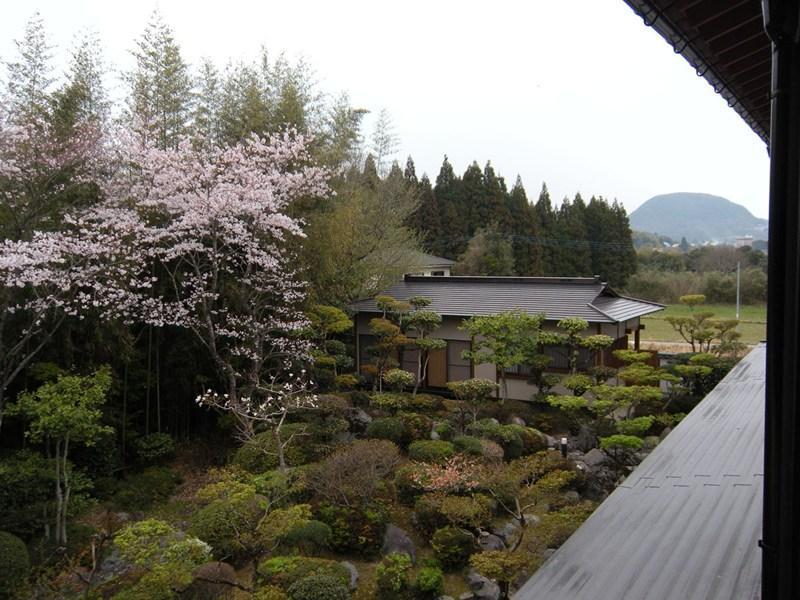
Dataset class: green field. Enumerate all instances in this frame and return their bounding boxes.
[641,303,766,345]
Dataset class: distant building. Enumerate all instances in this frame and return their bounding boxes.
[406,252,455,277]
[735,236,754,248]
[352,275,664,400]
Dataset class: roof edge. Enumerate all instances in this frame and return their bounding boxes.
[403,274,603,285]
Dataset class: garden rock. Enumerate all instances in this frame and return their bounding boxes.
[510,416,526,426]
[467,569,500,600]
[583,448,607,468]
[478,531,505,551]
[382,524,416,563]
[430,428,440,440]
[340,561,359,590]
[182,561,238,599]
[659,426,673,440]
[562,490,581,504]
[94,548,135,585]
[643,435,661,450]
[494,514,539,545]
[459,594,475,600]
[345,407,372,431]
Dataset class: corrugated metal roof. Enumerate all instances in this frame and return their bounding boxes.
[352,276,664,324]
[514,344,765,600]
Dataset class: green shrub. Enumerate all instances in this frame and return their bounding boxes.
[334,374,359,390]
[414,493,494,535]
[414,565,444,597]
[616,416,656,437]
[466,420,548,458]
[0,531,29,597]
[253,585,288,600]
[398,412,433,441]
[383,369,415,393]
[251,467,312,507]
[376,552,412,596]
[232,424,312,473]
[258,556,350,589]
[0,450,56,538]
[508,425,548,455]
[281,520,332,555]
[133,433,176,464]
[407,393,443,412]
[190,481,265,560]
[286,574,350,600]
[371,393,409,413]
[112,466,179,511]
[432,421,453,441]
[452,435,484,456]
[366,417,409,446]
[350,390,371,408]
[316,503,388,557]
[408,440,455,463]
[431,526,475,570]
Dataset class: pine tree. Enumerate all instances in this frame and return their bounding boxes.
[610,200,638,286]
[434,156,464,258]
[461,161,485,237]
[534,183,557,275]
[507,176,541,275]
[409,174,440,255]
[553,193,592,276]
[318,93,366,170]
[217,63,271,144]
[481,161,511,233]
[371,108,399,176]
[127,10,193,149]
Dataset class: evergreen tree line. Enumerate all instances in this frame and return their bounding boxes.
[403,156,638,287]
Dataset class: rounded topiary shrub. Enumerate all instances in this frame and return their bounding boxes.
[452,435,484,456]
[430,526,476,570]
[133,432,176,464]
[408,440,455,463]
[0,531,30,597]
[365,417,409,446]
[111,466,180,511]
[393,465,425,505]
[232,424,312,473]
[286,574,350,600]
[281,520,332,555]
[252,585,288,600]
[414,565,445,597]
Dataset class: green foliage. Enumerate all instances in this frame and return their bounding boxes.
[0,450,58,538]
[561,374,593,396]
[366,417,410,446]
[600,434,644,455]
[114,519,211,599]
[469,550,529,594]
[383,369,415,393]
[536,502,596,547]
[281,520,332,555]
[453,222,516,276]
[371,393,408,414]
[286,575,351,600]
[133,433,176,464]
[0,531,30,598]
[398,412,433,442]
[190,480,267,560]
[616,416,655,437]
[112,466,180,511]
[232,424,312,473]
[10,366,113,446]
[408,440,455,463]
[316,503,388,557]
[431,526,476,569]
[414,493,494,534]
[376,552,412,595]
[447,378,498,420]
[334,374,359,390]
[452,435,484,457]
[460,310,546,401]
[258,556,350,590]
[414,566,444,597]
[465,419,545,458]
[253,586,289,600]
[307,305,354,340]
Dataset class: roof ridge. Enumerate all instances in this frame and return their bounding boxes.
[403,274,602,284]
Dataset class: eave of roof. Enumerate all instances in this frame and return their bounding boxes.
[622,0,771,146]
[514,344,765,599]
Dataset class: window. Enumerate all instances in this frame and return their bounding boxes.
[401,347,419,382]
[447,340,471,382]
[431,270,445,276]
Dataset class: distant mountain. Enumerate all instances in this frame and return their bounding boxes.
[629,192,768,244]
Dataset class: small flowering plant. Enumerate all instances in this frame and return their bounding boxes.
[409,455,485,494]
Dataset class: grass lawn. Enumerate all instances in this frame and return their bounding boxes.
[641,303,766,345]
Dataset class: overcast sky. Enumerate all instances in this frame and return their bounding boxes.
[0,0,770,218]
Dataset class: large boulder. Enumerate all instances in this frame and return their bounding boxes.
[493,514,540,545]
[582,448,607,468]
[467,569,500,600]
[344,407,372,432]
[382,524,417,563]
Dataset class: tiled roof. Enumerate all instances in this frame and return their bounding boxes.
[352,275,664,324]
[514,344,765,600]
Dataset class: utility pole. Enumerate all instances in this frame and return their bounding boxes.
[736,261,741,320]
